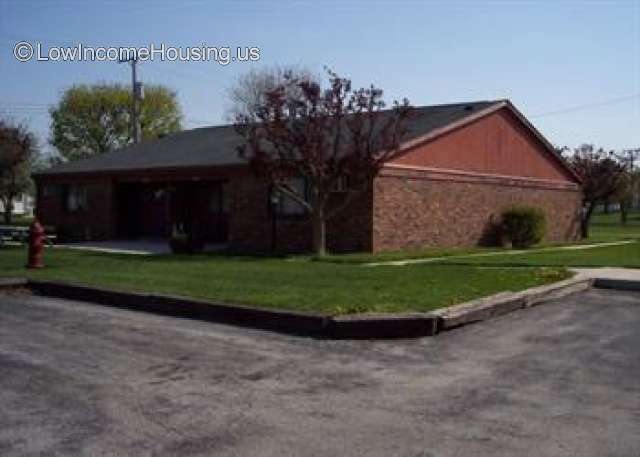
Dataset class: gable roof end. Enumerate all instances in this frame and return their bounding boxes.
[391,99,581,184]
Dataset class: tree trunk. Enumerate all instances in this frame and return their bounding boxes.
[580,202,595,238]
[620,200,628,225]
[603,200,610,214]
[311,209,326,257]
[2,198,12,225]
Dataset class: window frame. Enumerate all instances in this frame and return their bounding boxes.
[271,177,309,218]
[65,184,88,213]
[208,183,229,215]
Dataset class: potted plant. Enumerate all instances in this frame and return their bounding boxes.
[169,222,205,254]
[169,223,192,254]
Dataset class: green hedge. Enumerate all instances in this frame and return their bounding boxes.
[501,206,547,248]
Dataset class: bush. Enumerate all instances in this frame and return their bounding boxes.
[501,206,547,248]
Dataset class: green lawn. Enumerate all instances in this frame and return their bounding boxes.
[436,240,640,268]
[588,210,640,242]
[315,246,501,265]
[0,245,568,315]
[2,210,635,314]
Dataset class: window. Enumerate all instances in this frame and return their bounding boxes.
[222,184,230,213]
[65,185,88,212]
[209,188,222,214]
[330,175,349,193]
[42,184,63,198]
[272,177,308,216]
[209,184,229,215]
[329,175,366,193]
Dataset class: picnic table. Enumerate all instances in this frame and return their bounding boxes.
[0,225,56,246]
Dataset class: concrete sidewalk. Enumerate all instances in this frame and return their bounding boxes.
[365,240,636,267]
[572,267,640,282]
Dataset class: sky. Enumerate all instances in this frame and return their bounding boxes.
[1,0,639,157]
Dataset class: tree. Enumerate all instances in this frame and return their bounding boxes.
[234,69,412,256]
[568,144,628,238]
[226,65,317,122]
[50,83,182,161]
[614,170,637,224]
[615,148,640,224]
[0,119,36,224]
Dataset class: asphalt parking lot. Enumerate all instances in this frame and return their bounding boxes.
[0,288,639,457]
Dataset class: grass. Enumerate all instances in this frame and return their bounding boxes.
[314,246,500,265]
[0,245,569,315]
[437,240,640,268]
[2,210,635,314]
[588,210,640,242]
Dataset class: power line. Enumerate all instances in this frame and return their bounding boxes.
[530,93,640,118]
[0,108,50,112]
[0,102,50,106]
[5,91,639,128]
[0,102,216,126]
[0,107,50,114]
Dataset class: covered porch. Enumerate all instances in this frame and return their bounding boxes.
[56,239,227,255]
[115,178,230,244]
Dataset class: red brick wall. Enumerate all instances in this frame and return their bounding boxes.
[35,166,582,254]
[227,175,373,253]
[372,166,582,252]
[36,177,116,241]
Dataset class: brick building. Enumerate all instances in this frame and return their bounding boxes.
[34,100,582,253]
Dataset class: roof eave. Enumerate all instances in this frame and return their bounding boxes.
[33,163,250,180]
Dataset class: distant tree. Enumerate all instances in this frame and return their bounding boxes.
[50,83,182,161]
[234,68,412,256]
[614,171,637,224]
[615,148,640,224]
[30,150,62,174]
[226,65,317,122]
[0,119,36,224]
[568,144,628,238]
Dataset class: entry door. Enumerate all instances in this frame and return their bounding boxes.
[147,188,171,238]
[208,183,229,242]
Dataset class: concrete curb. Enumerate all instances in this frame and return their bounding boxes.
[26,279,332,337]
[0,278,437,339]
[0,277,29,292]
[1,275,635,338]
[329,313,438,339]
[0,278,28,287]
[429,276,594,331]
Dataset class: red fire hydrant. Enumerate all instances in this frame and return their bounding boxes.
[27,219,45,269]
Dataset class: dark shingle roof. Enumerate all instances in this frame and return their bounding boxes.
[36,100,502,176]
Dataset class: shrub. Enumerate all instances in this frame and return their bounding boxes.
[168,222,204,254]
[501,206,546,248]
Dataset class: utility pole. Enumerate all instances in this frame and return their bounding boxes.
[118,57,143,144]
